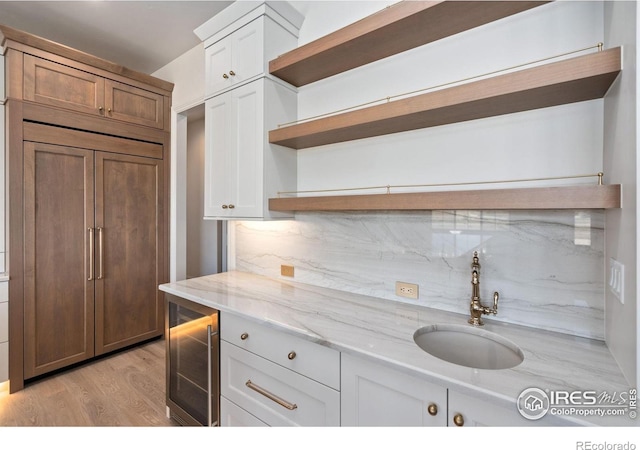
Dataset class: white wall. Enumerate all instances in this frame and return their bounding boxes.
[153,42,205,110]
[603,0,638,388]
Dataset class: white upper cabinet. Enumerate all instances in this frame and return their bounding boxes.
[204,78,296,220]
[205,19,263,97]
[199,2,303,98]
[197,2,301,220]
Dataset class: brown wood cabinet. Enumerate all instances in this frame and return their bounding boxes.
[1,24,172,391]
[24,54,165,129]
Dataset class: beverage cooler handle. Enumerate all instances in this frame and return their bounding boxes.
[207,325,219,426]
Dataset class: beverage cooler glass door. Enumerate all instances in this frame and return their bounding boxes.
[166,294,219,426]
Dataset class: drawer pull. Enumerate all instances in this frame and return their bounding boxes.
[245,380,297,411]
[287,351,296,360]
[240,332,249,340]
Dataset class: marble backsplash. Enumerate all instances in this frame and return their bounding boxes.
[234,210,605,340]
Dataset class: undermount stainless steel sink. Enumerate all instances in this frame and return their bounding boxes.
[413,324,524,370]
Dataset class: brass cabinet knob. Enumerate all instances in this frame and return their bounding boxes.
[427,403,438,416]
[453,413,464,427]
[228,204,235,209]
[287,351,296,360]
[107,108,112,113]
[229,70,236,76]
[222,204,228,209]
[240,332,249,340]
[98,106,104,112]
[222,73,229,79]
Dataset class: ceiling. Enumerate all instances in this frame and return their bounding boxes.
[0,1,236,74]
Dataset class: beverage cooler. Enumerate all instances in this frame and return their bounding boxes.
[165,293,219,426]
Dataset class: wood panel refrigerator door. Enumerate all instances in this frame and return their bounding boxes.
[94,152,164,355]
[23,142,95,379]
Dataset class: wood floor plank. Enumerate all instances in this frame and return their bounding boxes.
[0,339,176,426]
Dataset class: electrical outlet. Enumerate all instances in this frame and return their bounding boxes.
[608,258,624,304]
[396,281,419,299]
[281,265,295,277]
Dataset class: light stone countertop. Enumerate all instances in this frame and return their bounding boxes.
[159,270,634,426]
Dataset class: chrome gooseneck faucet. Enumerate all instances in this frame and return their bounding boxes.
[469,251,499,326]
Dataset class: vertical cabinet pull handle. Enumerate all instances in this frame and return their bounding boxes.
[87,228,95,281]
[97,227,104,280]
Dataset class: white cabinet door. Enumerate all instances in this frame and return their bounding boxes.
[205,19,263,98]
[205,36,233,97]
[204,93,233,218]
[341,353,447,426]
[204,81,263,219]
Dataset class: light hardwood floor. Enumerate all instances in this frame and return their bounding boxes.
[0,338,177,426]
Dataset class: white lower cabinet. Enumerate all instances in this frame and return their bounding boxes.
[341,352,447,426]
[219,312,340,426]
[219,315,579,427]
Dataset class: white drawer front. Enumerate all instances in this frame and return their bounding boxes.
[221,312,340,390]
[220,396,268,427]
[221,341,340,426]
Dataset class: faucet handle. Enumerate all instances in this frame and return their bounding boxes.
[492,292,499,313]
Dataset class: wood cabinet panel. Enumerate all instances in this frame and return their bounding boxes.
[105,79,164,129]
[94,152,164,355]
[24,54,104,117]
[23,142,95,378]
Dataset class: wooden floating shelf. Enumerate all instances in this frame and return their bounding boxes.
[269,185,621,212]
[269,47,622,150]
[269,1,550,87]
